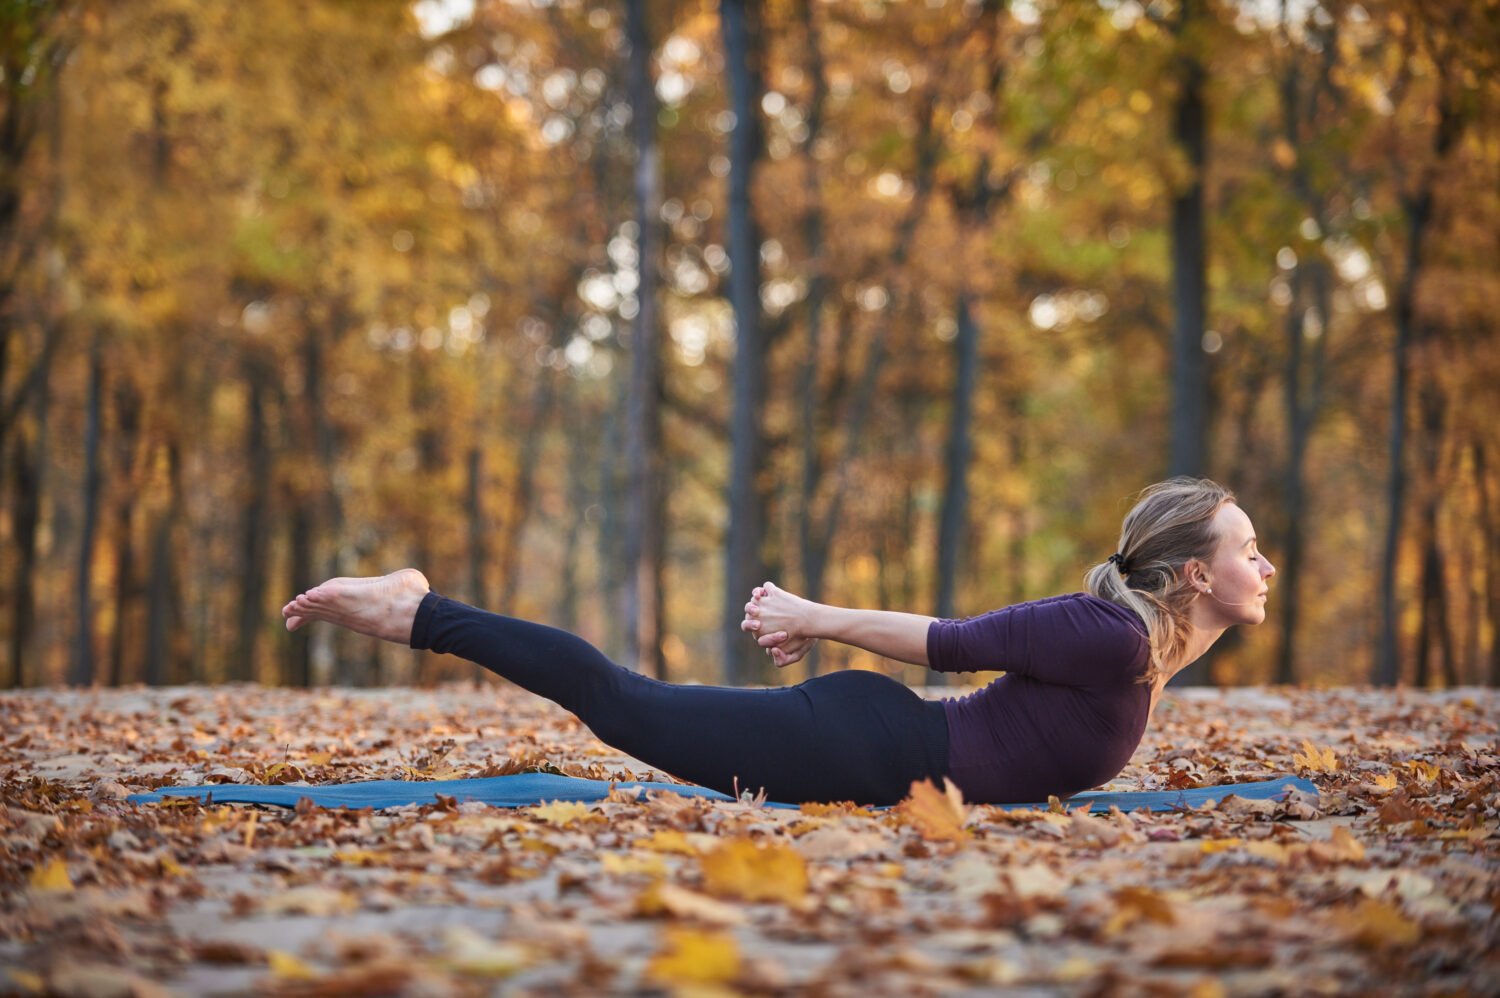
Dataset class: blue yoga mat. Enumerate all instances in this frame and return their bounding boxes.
[127,773,1316,813]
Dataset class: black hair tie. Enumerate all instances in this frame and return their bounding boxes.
[1107,553,1129,575]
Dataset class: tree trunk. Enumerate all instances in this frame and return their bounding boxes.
[144,442,182,687]
[1413,383,1455,687]
[465,442,485,607]
[1165,7,1210,684]
[286,501,313,686]
[106,378,142,686]
[720,0,770,685]
[558,397,591,634]
[1473,443,1500,686]
[70,330,103,687]
[1167,1,1208,484]
[6,366,49,688]
[497,359,556,616]
[622,0,665,677]
[1374,63,1463,687]
[795,0,828,614]
[1413,526,1456,688]
[935,292,978,622]
[232,358,272,684]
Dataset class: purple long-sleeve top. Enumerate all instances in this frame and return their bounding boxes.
[928,593,1152,804]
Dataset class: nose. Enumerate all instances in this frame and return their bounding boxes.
[1262,555,1276,579]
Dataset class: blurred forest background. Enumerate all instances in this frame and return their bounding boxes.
[0,0,1495,692]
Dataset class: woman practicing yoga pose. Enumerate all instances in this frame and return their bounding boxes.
[281,477,1274,805]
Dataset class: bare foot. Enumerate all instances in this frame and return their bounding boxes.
[282,569,431,644]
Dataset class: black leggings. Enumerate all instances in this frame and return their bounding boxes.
[410,593,950,805]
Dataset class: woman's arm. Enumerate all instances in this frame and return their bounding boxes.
[741,581,935,669]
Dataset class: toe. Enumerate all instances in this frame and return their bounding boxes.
[286,615,304,632]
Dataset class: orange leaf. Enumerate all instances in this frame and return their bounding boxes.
[899,777,969,842]
[699,837,807,904]
[1333,898,1421,949]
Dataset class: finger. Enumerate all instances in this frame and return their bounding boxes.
[757,631,789,648]
[740,619,760,632]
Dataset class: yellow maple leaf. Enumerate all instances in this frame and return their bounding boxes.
[528,799,593,827]
[29,857,72,893]
[645,927,741,986]
[699,836,808,904]
[1292,739,1339,773]
[899,777,969,841]
[1372,773,1399,791]
[1406,760,1440,783]
[267,950,321,980]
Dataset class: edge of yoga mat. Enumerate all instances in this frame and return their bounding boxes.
[126,773,1318,814]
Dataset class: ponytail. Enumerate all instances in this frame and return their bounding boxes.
[1084,478,1235,683]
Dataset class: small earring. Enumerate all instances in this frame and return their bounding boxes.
[1206,587,1213,595]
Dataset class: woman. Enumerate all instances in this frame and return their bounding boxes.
[282,477,1274,805]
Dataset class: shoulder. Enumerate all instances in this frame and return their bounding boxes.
[1018,593,1150,674]
[995,592,1146,636]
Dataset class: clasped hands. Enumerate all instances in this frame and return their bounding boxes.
[739,581,818,668]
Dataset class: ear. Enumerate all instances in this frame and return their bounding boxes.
[1183,558,1209,591]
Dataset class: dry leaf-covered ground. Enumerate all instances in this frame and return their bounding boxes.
[1,683,1497,997]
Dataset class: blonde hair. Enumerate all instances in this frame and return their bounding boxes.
[1084,477,1235,683]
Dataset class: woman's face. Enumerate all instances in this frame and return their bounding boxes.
[1200,503,1276,626]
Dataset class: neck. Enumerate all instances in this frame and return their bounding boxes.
[1160,604,1230,685]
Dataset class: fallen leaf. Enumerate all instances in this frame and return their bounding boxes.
[7,969,43,994]
[600,851,668,876]
[1004,862,1067,900]
[29,856,73,893]
[899,777,969,841]
[645,927,741,986]
[261,886,357,917]
[267,950,321,980]
[794,824,890,860]
[699,836,807,904]
[1307,826,1365,864]
[1101,885,1179,935]
[440,925,531,977]
[46,963,177,998]
[636,881,747,925]
[528,799,594,827]
[1332,897,1421,949]
[1292,739,1339,774]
